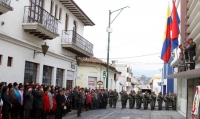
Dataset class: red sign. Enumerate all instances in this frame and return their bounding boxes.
[88,80,95,86]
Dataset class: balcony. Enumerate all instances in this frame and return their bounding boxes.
[22,6,59,40]
[0,0,13,15]
[61,30,93,57]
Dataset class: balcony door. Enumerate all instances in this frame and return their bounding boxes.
[29,0,44,23]
[72,21,77,43]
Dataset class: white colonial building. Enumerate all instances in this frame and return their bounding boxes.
[0,0,95,88]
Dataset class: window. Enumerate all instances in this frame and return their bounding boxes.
[55,4,58,18]
[0,55,2,65]
[24,61,37,84]
[42,65,53,86]
[65,14,69,31]
[59,8,62,20]
[7,57,12,67]
[50,0,54,15]
[56,68,64,87]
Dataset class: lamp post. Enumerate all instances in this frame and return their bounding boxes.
[106,6,129,89]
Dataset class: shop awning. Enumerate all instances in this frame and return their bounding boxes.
[166,68,200,78]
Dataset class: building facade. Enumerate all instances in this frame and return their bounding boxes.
[111,61,132,93]
[166,0,200,118]
[76,57,121,90]
[0,0,94,88]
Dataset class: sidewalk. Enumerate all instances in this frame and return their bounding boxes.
[151,111,185,119]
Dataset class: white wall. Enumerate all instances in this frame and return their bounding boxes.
[0,0,85,55]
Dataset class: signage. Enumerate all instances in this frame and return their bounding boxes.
[88,77,97,89]
[88,80,95,86]
[67,71,74,80]
[97,80,103,85]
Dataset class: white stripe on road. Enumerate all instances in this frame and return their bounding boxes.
[99,112,115,119]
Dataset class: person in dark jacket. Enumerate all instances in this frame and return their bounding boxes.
[2,86,12,119]
[8,83,18,119]
[34,86,44,119]
[55,90,65,119]
[24,86,33,119]
[77,89,83,117]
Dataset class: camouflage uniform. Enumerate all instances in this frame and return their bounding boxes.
[171,93,177,110]
[124,91,128,108]
[139,91,143,108]
[149,91,156,110]
[164,93,170,110]
[135,91,140,109]
[109,90,113,107]
[112,90,118,108]
[143,91,149,110]
[128,91,134,109]
[120,91,125,108]
[157,92,163,110]
[132,91,136,108]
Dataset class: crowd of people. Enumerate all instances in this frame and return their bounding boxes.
[0,81,177,119]
[0,81,115,119]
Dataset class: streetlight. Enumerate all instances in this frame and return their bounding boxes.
[106,6,129,88]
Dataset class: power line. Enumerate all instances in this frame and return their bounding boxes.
[98,52,161,59]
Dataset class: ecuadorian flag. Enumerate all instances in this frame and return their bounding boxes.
[161,5,172,63]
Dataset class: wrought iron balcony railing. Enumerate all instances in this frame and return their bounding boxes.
[23,6,58,34]
[0,0,13,10]
[62,30,93,55]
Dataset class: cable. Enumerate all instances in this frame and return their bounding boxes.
[98,52,161,59]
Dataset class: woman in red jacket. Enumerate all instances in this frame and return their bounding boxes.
[42,87,50,119]
[85,92,92,111]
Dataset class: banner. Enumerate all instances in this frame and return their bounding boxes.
[191,86,200,118]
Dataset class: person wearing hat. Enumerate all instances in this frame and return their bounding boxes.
[183,38,196,69]
[24,86,33,119]
[8,83,18,119]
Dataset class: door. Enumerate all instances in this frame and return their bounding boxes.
[29,0,44,23]
[72,20,77,43]
[66,80,73,89]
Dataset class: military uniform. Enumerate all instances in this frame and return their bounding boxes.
[135,93,140,109]
[128,92,134,109]
[109,91,113,107]
[139,92,143,108]
[77,91,84,117]
[132,91,136,108]
[124,92,128,108]
[157,93,163,110]
[164,93,170,110]
[171,94,177,110]
[143,92,149,109]
[120,91,125,108]
[149,93,156,110]
[112,91,118,108]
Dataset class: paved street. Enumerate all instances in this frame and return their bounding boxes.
[63,101,177,119]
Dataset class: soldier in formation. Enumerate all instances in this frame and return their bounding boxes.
[124,91,128,108]
[164,93,170,110]
[135,91,140,109]
[171,93,177,110]
[157,92,164,110]
[112,89,118,108]
[109,90,113,107]
[143,91,149,110]
[149,91,156,110]
[120,90,126,109]
[128,90,134,109]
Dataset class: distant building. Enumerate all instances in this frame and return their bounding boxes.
[149,74,161,95]
[76,57,121,90]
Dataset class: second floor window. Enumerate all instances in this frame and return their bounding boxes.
[50,0,54,15]
[42,65,53,86]
[56,68,64,87]
[55,4,58,18]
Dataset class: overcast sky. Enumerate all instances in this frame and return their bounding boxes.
[74,0,172,76]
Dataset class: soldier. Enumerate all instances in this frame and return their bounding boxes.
[157,92,163,110]
[120,90,125,109]
[128,90,134,109]
[112,89,118,108]
[132,90,136,108]
[183,38,196,70]
[135,91,140,109]
[171,93,177,110]
[149,91,157,110]
[143,91,149,110]
[109,90,113,108]
[77,89,84,117]
[139,91,143,108]
[164,93,170,110]
[124,91,128,108]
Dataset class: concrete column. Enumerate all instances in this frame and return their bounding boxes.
[38,64,43,84]
[187,78,194,119]
[177,78,182,111]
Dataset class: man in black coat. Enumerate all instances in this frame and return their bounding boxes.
[73,87,78,110]
[56,90,65,119]
[77,89,83,117]
[184,38,196,69]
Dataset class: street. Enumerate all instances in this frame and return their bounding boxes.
[63,101,176,119]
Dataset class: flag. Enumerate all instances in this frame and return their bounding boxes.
[171,0,180,49]
[161,5,172,63]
